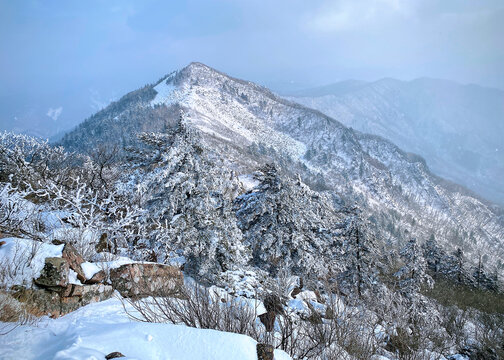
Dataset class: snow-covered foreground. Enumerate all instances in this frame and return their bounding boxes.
[0,297,291,360]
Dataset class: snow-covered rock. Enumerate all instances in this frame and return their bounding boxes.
[0,238,64,288]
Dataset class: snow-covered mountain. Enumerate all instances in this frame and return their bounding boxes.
[60,62,504,272]
[285,78,504,206]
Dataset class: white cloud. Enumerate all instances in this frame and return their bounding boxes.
[306,0,414,33]
[47,106,63,121]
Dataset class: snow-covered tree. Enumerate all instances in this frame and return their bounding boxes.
[395,238,433,299]
[234,164,347,279]
[423,235,443,274]
[127,116,248,281]
[340,209,379,298]
[472,254,498,291]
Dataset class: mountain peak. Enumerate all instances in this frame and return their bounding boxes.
[181,61,215,75]
[176,62,225,82]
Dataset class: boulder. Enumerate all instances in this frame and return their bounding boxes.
[80,284,114,304]
[11,286,61,318]
[84,269,106,284]
[257,343,274,360]
[34,257,69,288]
[60,284,81,297]
[110,263,183,298]
[61,243,86,282]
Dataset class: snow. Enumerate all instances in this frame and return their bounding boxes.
[288,290,328,314]
[49,227,99,248]
[170,213,183,224]
[238,174,260,192]
[218,269,265,299]
[0,237,64,287]
[449,355,469,360]
[287,299,306,312]
[294,290,317,302]
[374,324,387,342]
[81,261,101,279]
[0,298,292,360]
[81,256,149,280]
[0,237,149,285]
[149,66,309,160]
[168,256,186,267]
[151,76,184,107]
[68,269,82,285]
[421,350,447,360]
[39,210,69,232]
[196,124,233,142]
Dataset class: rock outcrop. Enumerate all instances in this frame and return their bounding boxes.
[5,239,184,317]
[110,263,183,298]
[105,352,126,359]
[11,283,113,318]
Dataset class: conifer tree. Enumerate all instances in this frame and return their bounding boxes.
[395,238,433,299]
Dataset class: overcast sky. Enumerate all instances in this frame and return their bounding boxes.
[1,0,503,136]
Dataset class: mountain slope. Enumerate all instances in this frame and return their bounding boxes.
[286,78,504,205]
[59,62,504,273]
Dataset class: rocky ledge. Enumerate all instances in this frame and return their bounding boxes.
[2,239,182,318]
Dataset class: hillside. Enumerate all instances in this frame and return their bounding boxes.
[2,63,504,359]
[60,62,504,272]
[286,78,504,206]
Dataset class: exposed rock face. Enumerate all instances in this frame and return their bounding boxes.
[291,287,302,298]
[11,244,116,318]
[257,343,275,360]
[85,270,106,285]
[34,257,69,288]
[260,293,285,332]
[10,286,60,317]
[61,243,86,282]
[11,284,113,318]
[110,263,183,298]
[105,352,126,359]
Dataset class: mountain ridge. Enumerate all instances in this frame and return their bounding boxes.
[286,76,504,205]
[59,62,504,273]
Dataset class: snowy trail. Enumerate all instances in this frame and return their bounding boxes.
[0,298,291,360]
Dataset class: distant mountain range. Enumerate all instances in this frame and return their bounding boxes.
[284,78,504,206]
[59,63,504,271]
